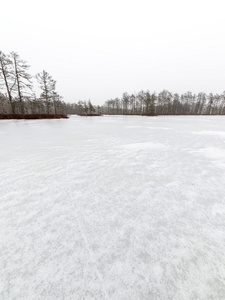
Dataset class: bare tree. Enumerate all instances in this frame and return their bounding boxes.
[122,92,130,114]
[0,51,16,113]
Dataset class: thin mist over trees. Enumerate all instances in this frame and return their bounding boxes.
[66,90,225,116]
[1,50,225,116]
[101,90,225,115]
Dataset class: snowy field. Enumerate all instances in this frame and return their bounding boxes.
[1,115,225,300]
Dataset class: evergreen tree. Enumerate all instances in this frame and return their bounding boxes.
[11,52,33,114]
[35,70,57,114]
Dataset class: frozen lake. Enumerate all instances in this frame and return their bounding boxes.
[1,115,225,299]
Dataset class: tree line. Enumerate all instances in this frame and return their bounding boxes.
[64,90,225,116]
[101,90,225,115]
[1,50,225,116]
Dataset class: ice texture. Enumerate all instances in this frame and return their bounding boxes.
[1,115,225,299]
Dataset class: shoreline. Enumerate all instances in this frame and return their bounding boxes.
[0,114,69,120]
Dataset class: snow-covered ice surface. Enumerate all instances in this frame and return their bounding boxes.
[1,115,225,299]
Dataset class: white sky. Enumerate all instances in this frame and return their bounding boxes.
[1,0,225,105]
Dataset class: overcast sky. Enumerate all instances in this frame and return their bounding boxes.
[1,0,225,105]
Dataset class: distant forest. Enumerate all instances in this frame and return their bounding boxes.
[1,50,225,116]
[69,90,225,115]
